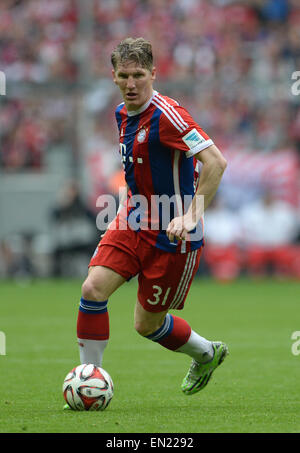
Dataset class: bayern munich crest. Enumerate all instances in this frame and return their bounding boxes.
[137,128,147,143]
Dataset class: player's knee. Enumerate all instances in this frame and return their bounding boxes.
[81,277,106,302]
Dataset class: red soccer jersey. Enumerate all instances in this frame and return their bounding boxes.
[114,90,214,253]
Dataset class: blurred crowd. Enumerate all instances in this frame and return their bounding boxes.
[203,191,300,280]
[1,0,300,170]
[0,0,299,279]
[0,96,74,170]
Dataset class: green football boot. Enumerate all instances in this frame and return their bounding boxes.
[181,341,228,395]
[63,403,72,410]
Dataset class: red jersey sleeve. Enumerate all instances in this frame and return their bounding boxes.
[158,99,214,157]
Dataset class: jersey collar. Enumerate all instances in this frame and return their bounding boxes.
[127,90,158,117]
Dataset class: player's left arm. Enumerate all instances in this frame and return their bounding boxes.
[193,144,227,211]
[166,144,227,242]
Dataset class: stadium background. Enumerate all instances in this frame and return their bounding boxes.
[0,0,299,281]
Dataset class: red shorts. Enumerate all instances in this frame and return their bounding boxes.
[89,227,202,313]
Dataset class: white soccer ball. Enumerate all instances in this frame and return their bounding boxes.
[63,364,114,411]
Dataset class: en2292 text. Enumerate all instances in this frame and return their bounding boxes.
[150,437,194,448]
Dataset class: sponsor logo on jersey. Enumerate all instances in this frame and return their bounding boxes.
[182,128,205,149]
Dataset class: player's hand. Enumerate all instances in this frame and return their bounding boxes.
[166,215,197,243]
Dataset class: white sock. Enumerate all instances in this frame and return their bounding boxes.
[176,330,214,363]
[77,338,108,368]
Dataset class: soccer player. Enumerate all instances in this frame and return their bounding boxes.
[76,37,228,399]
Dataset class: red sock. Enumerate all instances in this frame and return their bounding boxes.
[77,298,109,341]
[147,314,191,351]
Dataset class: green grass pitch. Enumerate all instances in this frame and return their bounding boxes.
[0,277,299,433]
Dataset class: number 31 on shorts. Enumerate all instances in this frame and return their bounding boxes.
[147,285,171,306]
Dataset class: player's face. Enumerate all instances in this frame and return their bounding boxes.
[112,61,156,111]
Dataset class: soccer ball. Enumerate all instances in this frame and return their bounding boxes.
[63,364,114,411]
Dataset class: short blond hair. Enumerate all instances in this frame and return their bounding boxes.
[111,37,153,71]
